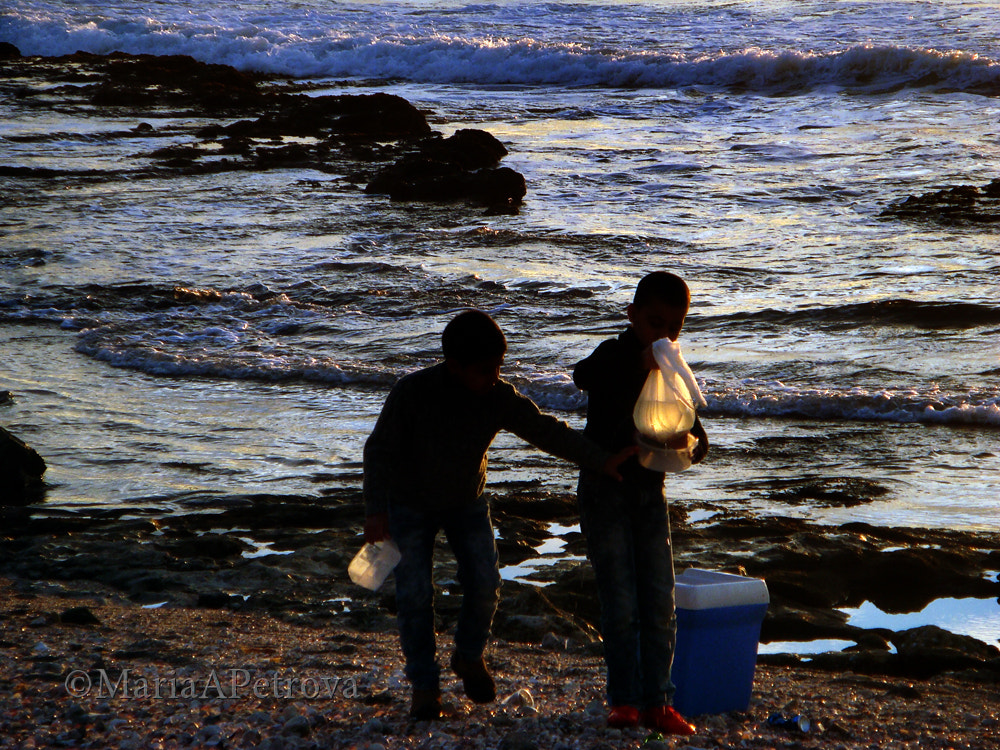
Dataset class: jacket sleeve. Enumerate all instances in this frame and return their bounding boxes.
[362,381,407,516]
[500,385,611,472]
[573,339,619,392]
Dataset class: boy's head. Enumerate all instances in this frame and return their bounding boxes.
[627,271,690,346]
[442,309,507,394]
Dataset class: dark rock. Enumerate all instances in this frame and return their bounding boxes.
[367,161,526,207]
[761,599,866,644]
[0,425,47,505]
[753,476,889,507]
[424,128,508,170]
[366,128,525,208]
[779,626,1000,679]
[196,591,242,609]
[87,53,263,110]
[892,624,1000,662]
[881,178,1000,225]
[212,93,430,141]
[763,568,850,609]
[539,565,602,627]
[59,606,102,626]
[114,637,171,659]
[281,714,312,737]
[4,53,523,213]
[799,649,902,676]
[541,631,571,651]
[490,489,578,522]
[857,547,998,613]
[161,534,248,560]
[0,505,31,530]
[498,730,540,750]
[495,583,600,645]
[497,537,539,566]
[471,166,527,207]
[0,42,21,60]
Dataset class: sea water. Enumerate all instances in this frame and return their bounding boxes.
[2,1,999,536]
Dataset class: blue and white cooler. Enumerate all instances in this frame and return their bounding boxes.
[671,568,770,716]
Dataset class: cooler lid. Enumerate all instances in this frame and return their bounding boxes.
[675,568,769,609]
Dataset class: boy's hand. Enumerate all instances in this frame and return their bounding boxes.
[691,438,708,464]
[602,446,639,481]
[690,416,709,464]
[364,513,390,544]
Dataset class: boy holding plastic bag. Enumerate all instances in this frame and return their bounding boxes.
[573,271,708,735]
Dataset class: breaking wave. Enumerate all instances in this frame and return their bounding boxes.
[4,9,1000,95]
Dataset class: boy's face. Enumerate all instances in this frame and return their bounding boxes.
[627,299,688,346]
[447,355,503,395]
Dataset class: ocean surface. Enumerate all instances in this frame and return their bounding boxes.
[2,0,1000,536]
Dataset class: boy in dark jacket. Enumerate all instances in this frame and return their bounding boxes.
[363,309,632,720]
[574,271,708,735]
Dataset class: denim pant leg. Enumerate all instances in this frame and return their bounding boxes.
[442,499,501,659]
[388,503,441,691]
[578,470,642,708]
[632,484,677,709]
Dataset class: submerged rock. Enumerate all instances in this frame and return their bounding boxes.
[0,426,46,505]
[881,178,1000,224]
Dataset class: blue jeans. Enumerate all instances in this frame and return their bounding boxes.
[387,499,501,691]
[577,469,677,709]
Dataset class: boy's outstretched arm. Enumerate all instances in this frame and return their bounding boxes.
[501,385,625,480]
[690,415,709,464]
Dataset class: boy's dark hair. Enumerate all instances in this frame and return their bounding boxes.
[633,271,690,309]
[442,309,507,364]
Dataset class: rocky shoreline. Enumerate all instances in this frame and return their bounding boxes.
[2,486,999,681]
[2,489,1000,749]
[0,48,526,215]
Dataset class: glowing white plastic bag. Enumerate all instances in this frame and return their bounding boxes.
[633,337,706,444]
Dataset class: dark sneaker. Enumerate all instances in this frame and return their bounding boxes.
[409,688,442,720]
[642,705,696,735]
[607,705,641,728]
[450,652,496,703]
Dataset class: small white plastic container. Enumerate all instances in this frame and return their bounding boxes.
[348,539,402,591]
[636,432,698,472]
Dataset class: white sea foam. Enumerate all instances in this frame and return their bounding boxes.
[67,322,1000,428]
[706,383,1000,428]
[4,8,1000,94]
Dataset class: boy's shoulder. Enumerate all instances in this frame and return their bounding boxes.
[592,327,641,356]
[393,362,447,391]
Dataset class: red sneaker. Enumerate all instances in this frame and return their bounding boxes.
[642,705,696,735]
[607,705,641,728]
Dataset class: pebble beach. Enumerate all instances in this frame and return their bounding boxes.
[2,576,999,750]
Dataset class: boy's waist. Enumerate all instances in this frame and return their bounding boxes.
[386,467,488,507]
